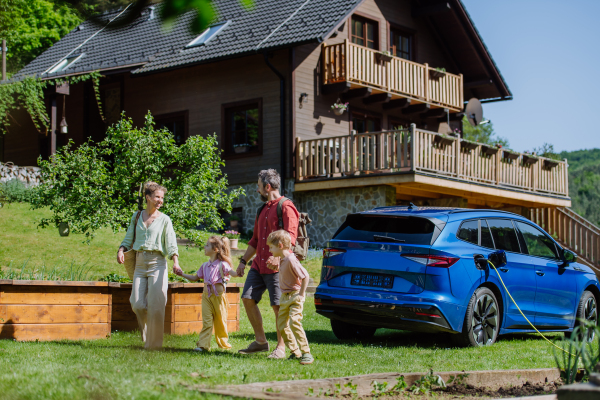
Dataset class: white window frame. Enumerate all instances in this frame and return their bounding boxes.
[48,54,84,74]
[185,21,230,48]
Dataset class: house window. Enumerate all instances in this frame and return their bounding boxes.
[352,112,381,133]
[351,16,378,49]
[48,54,84,74]
[222,99,262,157]
[390,29,412,60]
[156,111,188,146]
[388,118,411,131]
[186,21,230,48]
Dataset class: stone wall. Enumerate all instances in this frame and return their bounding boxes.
[0,162,41,186]
[230,180,396,247]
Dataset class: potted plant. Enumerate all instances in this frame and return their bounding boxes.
[234,144,251,154]
[58,222,70,237]
[522,152,539,165]
[331,100,349,116]
[225,230,240,249]
[433,133,456,147]
[376,50,393,63]
[481,143,500,156]
[229,215,240,228]
[429,67,446,80]
[502,148,519,161]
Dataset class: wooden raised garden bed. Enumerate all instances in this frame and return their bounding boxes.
[0,280,242,341]
[0,280,111,341]
[110,282,241,335]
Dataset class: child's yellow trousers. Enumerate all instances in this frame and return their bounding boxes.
[196,290,232,350]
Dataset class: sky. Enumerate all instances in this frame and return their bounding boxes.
[461,0,600,153]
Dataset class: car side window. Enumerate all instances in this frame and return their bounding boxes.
[457,220,478,245]
[480,219,494,248]
[514,221,559,259]
[486,219,520,253]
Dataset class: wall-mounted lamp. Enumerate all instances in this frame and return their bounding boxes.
[299,93,308,109]
[59,95,68,134]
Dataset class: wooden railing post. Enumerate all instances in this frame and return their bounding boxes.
[344,39,349,81]
[495,150,501,185]
[295,137,301,180]
[350,129,356,173]
[455,137,460,177]
[424,63,429,103]
[409,123,416,171]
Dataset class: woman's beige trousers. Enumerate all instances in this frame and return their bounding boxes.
[130,251,168,349]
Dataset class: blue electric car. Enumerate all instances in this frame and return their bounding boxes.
[314,206,599,347]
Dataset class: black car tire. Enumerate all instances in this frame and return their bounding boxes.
[330,319,377,340]
[453,287,500,347]
[565,290,597,342]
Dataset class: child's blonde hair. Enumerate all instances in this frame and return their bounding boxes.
[207,236,233,267]
[267,230,291,250]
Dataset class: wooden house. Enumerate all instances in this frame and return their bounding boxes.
[3,0,595,271]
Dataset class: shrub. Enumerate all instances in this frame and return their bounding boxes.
[1,179,33,203]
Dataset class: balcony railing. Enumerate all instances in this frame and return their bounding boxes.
[322,40,464,111]
[295,127,569,198]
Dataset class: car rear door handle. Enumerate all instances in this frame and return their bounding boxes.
[499,268,509,273]
[536,270,545,276]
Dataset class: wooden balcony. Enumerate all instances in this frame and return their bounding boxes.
[294,127,571,208]
[322,40,464,112]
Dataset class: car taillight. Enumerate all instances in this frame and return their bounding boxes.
[323,248,346,258]
[401,254,459,268]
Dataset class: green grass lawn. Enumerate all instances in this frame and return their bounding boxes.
[0,202,584,400]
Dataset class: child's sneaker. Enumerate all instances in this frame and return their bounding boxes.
[288,353,301,360]
[299,353,314,365]
[193,347,206,352]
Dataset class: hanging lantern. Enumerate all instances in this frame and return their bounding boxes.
[59,95,68,134]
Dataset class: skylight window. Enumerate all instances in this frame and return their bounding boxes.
[186,21,229,48]
[48,54,84,74]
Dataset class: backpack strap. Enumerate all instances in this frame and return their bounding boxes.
[276,197,292,229]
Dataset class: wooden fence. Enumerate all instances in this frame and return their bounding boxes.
[530,208,600,275]
[322,40,463,111]
[296,127,569,198]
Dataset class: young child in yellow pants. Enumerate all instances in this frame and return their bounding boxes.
[266,230,313,364]
[175,235,238,351]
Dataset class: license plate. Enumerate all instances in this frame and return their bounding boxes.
[351,273,394,289]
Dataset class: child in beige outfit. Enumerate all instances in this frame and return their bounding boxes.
[266,230,313,364]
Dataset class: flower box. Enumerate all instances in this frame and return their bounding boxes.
[481,144,499,156]
[109,282,241,335]
[460,140,479,151]
[543,159,560,169]
[234,145,250,154]
[0,280,111,341]
[375,52,393,63]
[522,155,539,165]
[502,150,519,160]
[434,134,456,147]
[429,69,446,80]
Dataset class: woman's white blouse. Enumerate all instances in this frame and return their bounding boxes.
[120,212,179,260]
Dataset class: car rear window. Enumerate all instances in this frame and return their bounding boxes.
[332,214,436,245]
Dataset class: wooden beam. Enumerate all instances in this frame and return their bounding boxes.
[421,108,448,119]
[321,81,351,95]
[383,98,411,110]
[341,87,371,101]
[412,1,451,18]
[449,112,465,121]
[363,92,392,105]
[402,103,430,115]
[397,186,442,199]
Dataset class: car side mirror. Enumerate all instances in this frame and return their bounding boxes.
[488,250,507,268]
[561,249,577,265]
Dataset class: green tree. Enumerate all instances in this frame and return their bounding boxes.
[31,112,243,243]
[0,0,83,75]
[461,116,509,147]
[530,142,560,160]
[560,148,600,226]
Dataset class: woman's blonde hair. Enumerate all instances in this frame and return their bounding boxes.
[207,236,233,267]
[144,181,167,200]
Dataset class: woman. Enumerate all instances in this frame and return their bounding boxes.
[117,181,182,349]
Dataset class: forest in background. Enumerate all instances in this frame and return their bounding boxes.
[560,149,600,226]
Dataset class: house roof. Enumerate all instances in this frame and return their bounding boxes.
[12,0,363,80]
[11,0,511,102]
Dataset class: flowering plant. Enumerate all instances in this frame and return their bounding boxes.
[224,230,240,239]
[331,102,349,112]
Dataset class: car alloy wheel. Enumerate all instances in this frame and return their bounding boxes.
[583,295,597,342]
[471,293,499,346]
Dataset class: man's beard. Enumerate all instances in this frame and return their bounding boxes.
[260,193,268,202]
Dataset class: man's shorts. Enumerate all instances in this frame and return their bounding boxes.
[241,268,281,306]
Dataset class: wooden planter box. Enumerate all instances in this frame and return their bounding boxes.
[434,135,455,147]
[460,140,479,151]
[429,69,446,80]
[503,150,520,160]
[481,145,499,156]
[376,53,393,63]
[0,280,111,341]
[110,282,241,335]
[543,159,560,169]
[522,155,539,165]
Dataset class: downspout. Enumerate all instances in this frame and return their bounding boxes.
[263,52,286,195]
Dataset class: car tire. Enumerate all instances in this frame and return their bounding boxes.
[330,319,377,340]
[565,290,597,342]
[453,287,500,347]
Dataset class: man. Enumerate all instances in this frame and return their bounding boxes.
[236,169,300,359]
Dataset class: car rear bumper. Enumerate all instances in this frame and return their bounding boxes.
[314,286,465,334]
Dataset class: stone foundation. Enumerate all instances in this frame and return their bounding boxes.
[230,180,396,247]
[0,162,41,186]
